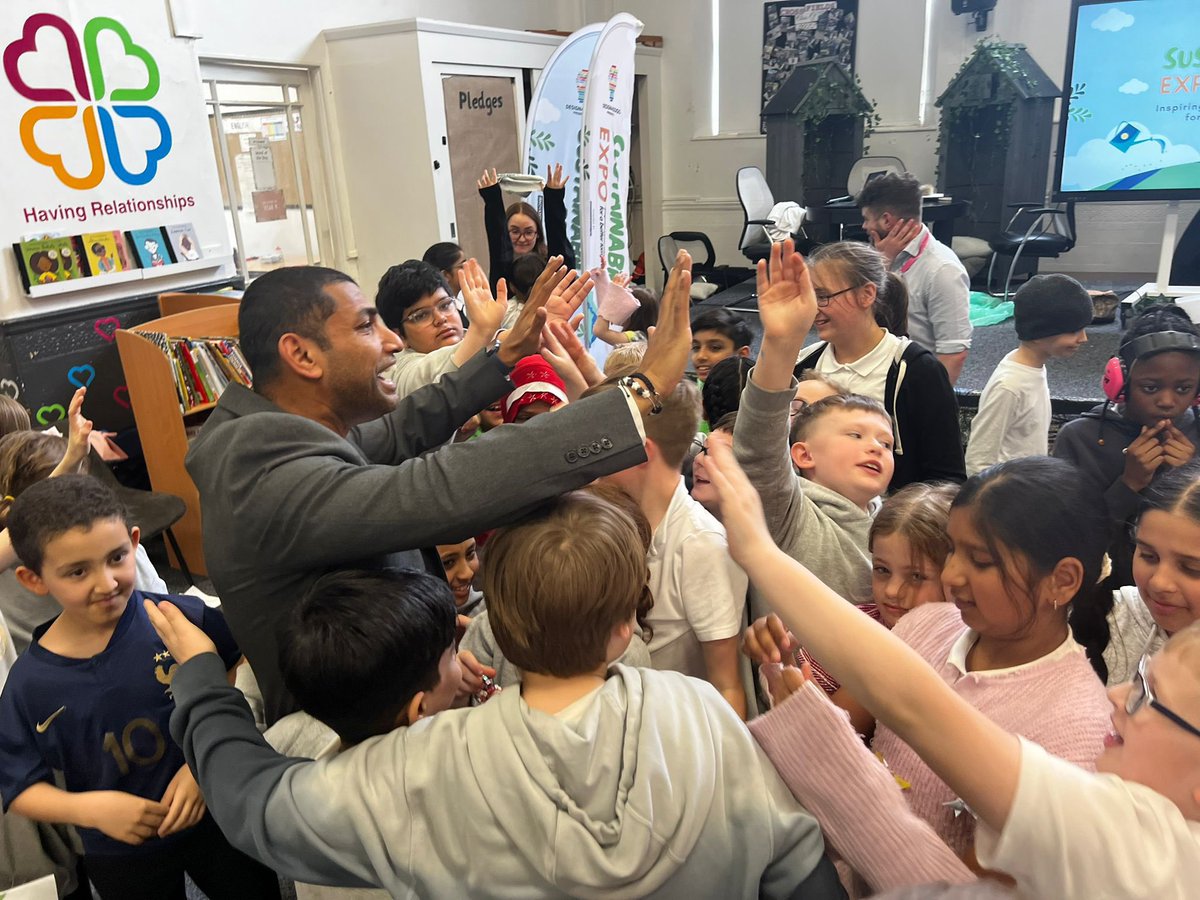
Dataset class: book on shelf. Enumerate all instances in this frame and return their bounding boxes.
[140,332,253,413]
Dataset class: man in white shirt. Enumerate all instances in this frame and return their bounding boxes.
[858,173,972,385]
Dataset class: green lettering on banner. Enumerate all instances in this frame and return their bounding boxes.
[607,135,626,273]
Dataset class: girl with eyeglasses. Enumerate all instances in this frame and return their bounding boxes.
[742,455,1114,894]
[794,241,965,491]
[1104,460,1200,687]
[707,443,1200,898]
[477,165,576,295]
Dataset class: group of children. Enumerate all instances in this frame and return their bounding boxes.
[0,202,1197,899]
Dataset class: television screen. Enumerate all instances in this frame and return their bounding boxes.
[1054,0,1200,201]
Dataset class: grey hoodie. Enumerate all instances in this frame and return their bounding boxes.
[734,376,875,617]
[171,655,842,899]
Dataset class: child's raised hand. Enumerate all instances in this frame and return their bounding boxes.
[546,268,594,322]
[143,600,218,665]
[755,238,816,349]
[157,764,206,837]
[742,613,798,666]
[460,258,505,338]
[52,387,93,477]
[81,790,169,846]
[545,163,568,190]
[476,168,499,190]
[498,256,566,366]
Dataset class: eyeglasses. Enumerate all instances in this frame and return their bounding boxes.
[404,297,457,327]
[508,226,539,241]
[1126,654,1200,740]
[789,399,809,415]
[815,285,864,307]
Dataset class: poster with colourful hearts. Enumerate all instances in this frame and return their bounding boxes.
[0,1,232,309]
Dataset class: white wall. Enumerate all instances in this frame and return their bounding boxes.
[595,0,1192,279]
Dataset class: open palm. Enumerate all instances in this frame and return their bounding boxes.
[755,239,817,344]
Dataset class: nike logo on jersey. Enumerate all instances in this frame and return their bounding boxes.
[36,705,66,733]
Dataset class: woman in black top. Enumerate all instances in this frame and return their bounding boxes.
[477,164,576,293]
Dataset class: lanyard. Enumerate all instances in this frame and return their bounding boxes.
[899,231,931,274]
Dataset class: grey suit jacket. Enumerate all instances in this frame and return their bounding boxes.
[186,350,645,724]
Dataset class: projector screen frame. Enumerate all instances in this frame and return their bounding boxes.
[1052,0,1200,203]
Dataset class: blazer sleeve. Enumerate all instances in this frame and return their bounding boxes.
[479,183,511,294]
[543,186,576,271]
[236,387,647,568]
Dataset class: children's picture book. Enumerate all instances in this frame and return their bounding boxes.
[82,231,127,276]
[14,236,82,288]
[126,227,174,268]
[166,223,203,262]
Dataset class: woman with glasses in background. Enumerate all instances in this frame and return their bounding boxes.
[793,241,965,491]
[477,164,577,295]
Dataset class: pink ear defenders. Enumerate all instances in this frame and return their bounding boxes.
[1102,331,1200,403]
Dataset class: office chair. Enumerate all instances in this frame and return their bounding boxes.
[986,202,1077,301]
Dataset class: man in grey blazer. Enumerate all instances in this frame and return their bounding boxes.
[187,256,693,724]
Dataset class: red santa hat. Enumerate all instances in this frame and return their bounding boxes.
[501,355,569,423]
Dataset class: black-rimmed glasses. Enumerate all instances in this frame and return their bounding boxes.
[1127,654,1200,740]
[815,285,861,308]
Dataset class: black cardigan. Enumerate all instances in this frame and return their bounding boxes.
[479,183,576,294]
[795,340,966,491]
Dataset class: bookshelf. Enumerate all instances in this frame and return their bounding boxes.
[115,303,241,576]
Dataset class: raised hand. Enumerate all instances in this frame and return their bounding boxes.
[636,250,693,405]
[756,238,817,345]
[547,318,604,389]
[476,168,499,190]
[546,268,594,322]
[459,258,506,339]
[497,256,567,366]
[143,599,218,665]
[874,217,922,265]
[51,387,93,477]
[546,163,568,190]
[157,765,206,837]
[540,325,589,401]
[82,791,169,846]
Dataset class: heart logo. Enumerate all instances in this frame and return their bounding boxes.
[36,404,65,426]
[112,385,130,408]
[97,105,172,186]
[83,17,160,102]
[94,316,120,342]
[67,364,96,389]
[19,105,105,190]
[0,379,19,400]
[2,13,91,102]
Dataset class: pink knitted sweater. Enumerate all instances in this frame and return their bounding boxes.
[750,603,1112,893]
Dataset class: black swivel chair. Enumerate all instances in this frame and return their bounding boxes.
[657,232,749,292]
[986,202,1077,301]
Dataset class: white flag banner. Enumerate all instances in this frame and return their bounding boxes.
[523,23,601,264]
[579,13,641,281]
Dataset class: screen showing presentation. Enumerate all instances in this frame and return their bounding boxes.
[1055,0,1200,200]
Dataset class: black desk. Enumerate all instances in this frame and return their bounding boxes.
[809,198,969,245]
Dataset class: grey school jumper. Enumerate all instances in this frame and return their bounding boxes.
[734,377,875,617]
[170,654,844,899]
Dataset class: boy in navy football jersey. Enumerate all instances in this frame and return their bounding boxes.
[0,475,279,899]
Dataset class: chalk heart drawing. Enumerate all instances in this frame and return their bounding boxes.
[112,385,130,408]
[0,379,19,400]
[67,364,96,388]
[36,404,65,426]
[93,316,120,341]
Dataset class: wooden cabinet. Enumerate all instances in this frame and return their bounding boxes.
[115,303,240,576]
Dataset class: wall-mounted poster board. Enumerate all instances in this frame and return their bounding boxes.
[761,1,858,130]
[0,1,234,317]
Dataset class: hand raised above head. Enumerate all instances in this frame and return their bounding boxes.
[476,168,499,190]
[497,256,566,366]
[459,258,505,338]
[546,163,568,190]
[635,250,693,402]
[755,238,817,346]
